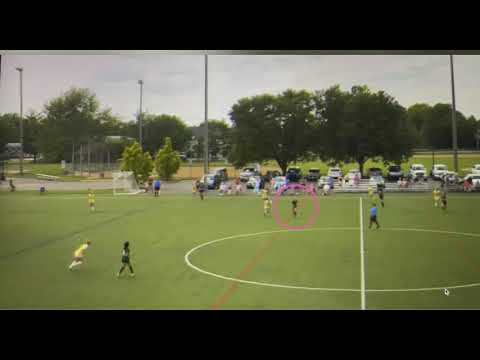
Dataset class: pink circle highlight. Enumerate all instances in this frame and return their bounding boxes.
[271,183,320,230]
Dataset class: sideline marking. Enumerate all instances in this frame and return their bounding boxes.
[360,197,366,309]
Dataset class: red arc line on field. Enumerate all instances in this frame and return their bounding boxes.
[212,235,278,310]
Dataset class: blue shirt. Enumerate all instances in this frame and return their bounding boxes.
[370,207,378,217]
[154,180,161,188]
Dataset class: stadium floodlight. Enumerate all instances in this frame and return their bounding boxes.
[449,54,458,173]
[16,67,24,176]
[138,80,144,149]
[112,171,143,195]
[204,54,209,175]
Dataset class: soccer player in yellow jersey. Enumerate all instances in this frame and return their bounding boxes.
[433,187,441,207]
[87,189,95,212]
[261,189,272,216]
[68,240,91,270]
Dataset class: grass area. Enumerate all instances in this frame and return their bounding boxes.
[5,162,86,181]
[1,191,480,309]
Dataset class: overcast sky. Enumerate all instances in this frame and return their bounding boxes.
[1,53,479,125]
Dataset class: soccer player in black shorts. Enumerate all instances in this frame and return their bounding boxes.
[377,184,385,207]
[441,190,447,210]
[198,182,206,200]
[369,204,380,229]
[292,199,298,217]
[117,241,135,277]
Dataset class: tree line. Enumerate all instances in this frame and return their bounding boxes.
[0,85,478,176]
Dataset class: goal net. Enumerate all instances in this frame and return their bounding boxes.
[112,171,142,195]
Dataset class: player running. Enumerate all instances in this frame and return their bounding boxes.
[154,178,161,197]
[88,189,95,212]
[441,189,447,210]
[68,240,91,270]
[292,199,299,218]
[262,189,272,216]
[198,181,206,200]
[377,184,385,208]
[433,187,441,207]
[368,186,375,204]
[369,204,380,230]
[117,241,135,278]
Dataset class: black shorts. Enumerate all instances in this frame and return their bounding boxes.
[442,199,447,205]
[370,215,377,222]
[122,256,130,264]
[154,187,160,191]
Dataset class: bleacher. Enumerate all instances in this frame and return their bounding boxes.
[330,179,463,193]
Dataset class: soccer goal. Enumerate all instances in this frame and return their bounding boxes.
[112,171,143,195]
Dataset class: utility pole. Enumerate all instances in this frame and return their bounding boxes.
[16,67,24,176]
[449,54,459,173]
[204,53,209,175]
[138,80,144,149]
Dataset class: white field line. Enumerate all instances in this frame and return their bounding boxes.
[360,197,366,310]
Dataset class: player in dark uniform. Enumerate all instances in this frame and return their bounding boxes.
[377,184,385,207]
[117,241,135,277]
[198,181,206,200]
[441,189,447,210]
[369,204,380,230]
[292,199,298,217]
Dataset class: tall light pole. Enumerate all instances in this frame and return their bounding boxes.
[16,67,24,176]
[138,80,144,149]
[204,54,209,175]
[449,54,459,173]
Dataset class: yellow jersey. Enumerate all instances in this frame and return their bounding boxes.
[261,189,269,200]
[74,244,89,258]
[88,193,95,204]
[264,199,272,209]
[433,189,440,199]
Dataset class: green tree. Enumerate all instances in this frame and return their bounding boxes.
[37,87,105,162]
[121,141,153,183]
[313,85,416,176]
[0,113,19,151]
[142,114,192,155]
[191,120,231,159]
[406,103,433,147]
[0,112,42,162]
[155,137,181,180]
[228,89,316,174]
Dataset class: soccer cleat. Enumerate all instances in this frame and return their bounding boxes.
[130,273,135,277]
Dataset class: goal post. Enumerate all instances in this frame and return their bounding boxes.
[112,171,143,195]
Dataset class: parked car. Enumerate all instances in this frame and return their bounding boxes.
[462,173,480,187]
[327,167,343,179]
[471,164,480,174]
[431,164,448,180]
[306,168,321,182]
[317,176,330,189]
[409,164,427,181]
[369,175,385,187]
[265,170,281,180]
[286,167,302,183]
[387,165,403,181]
[201,174,217,190]
[271,176,287,191]
[368,167,382,177]
[212,167,228,182]
[246,176,261,189]
[239,166,259,182]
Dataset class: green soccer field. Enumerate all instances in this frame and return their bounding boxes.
[1,190,480,309]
